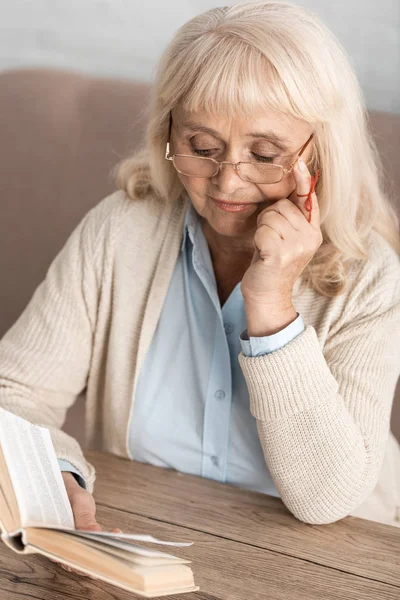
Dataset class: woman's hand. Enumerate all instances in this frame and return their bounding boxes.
[241,156,323,334]
[62,471,102,532]
[50,472,122,577]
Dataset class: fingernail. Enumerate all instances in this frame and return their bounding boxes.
[298,157,306,172]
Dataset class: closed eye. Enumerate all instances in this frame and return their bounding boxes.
[192,148,215,157]
[192,148,277,163]
[251,152,276,163]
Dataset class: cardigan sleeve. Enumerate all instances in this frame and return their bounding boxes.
[0,197,116,495]
[238,242,400,525]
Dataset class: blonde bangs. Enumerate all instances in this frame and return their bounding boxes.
[178,36,294,119]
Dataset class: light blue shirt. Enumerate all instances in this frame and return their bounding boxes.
[59,201,304,491]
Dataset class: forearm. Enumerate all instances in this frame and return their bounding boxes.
[0,395,95,492]
[255,397,378,524]
[238,325,392,525]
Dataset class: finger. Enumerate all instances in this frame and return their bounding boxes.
[289,157,320,226]
[74,511,102,531]
[253,223,283,263]
[305,170,320,226]
[288,156,311,218]
[72,497,102,531]
[258,200,304,232]
[60,564,73,573]
[257,211,295,241]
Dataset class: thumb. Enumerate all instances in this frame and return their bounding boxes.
[75,513,102,531]
[71,491,102,531]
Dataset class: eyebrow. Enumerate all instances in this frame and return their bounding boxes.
[181,122,290,152]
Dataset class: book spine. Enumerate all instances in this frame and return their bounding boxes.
[1,530,35,554]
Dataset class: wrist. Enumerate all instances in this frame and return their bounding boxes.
[244,301,298,337]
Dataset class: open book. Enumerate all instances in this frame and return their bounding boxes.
[0,408,199,597]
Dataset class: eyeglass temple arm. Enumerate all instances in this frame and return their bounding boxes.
[165,111,173,159]
[287,133,314,170]
[299,133,314,156]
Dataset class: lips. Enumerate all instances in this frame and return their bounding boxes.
[210,196,256,213]
[211,197,254,205]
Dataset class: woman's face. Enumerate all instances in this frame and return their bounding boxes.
[170,106,314,240]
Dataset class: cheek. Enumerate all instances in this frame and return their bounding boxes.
[177,175,213,217]
[258,174,296,202]
[178,174,206,198]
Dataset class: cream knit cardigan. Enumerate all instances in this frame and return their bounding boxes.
[1,191,400,528]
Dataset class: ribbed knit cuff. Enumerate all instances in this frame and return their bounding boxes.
[238,325,338,422]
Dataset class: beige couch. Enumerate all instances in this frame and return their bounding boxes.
[0,68,399,446]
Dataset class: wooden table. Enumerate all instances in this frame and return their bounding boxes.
[1,451,400,599]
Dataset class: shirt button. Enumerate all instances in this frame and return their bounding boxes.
[215,390,226,400]
[211,456,219,467]
[224,323,234,335]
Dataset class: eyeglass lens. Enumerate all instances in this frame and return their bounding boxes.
[173,155,283,184]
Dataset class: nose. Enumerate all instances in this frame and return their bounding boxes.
[211,162,247,195]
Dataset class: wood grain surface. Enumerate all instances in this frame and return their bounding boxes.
[1,505,399,600]
[89,451,400,588]
[1,450,400,600]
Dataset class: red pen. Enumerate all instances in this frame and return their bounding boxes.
[297,170,319,223]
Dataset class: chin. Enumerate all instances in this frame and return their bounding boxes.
[206,212,257,237]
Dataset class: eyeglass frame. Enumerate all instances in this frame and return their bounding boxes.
[165,111,314,184]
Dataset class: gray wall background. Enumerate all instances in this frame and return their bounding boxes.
[1,0,399,113]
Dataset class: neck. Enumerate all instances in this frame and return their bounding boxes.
[201,219,255,268]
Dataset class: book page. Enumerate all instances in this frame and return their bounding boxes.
[75,538,187,567]
[22,527,199,597]
[39,526,193,546]
[0,408,74,530]
[62,530,192,558]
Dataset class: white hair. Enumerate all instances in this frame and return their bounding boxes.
[116,1,400,297]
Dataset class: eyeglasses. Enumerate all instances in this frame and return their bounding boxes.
[165,111,313,184]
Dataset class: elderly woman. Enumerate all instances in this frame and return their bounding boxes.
[1,0,400,537]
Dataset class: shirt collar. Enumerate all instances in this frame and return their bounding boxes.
[181,197,199,252]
